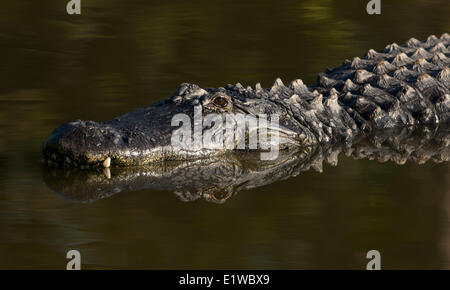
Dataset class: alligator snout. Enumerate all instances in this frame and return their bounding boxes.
[42,120,125,167]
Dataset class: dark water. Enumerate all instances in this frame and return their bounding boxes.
[0,0,449,269]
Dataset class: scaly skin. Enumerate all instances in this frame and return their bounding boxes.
[42,33,450,167]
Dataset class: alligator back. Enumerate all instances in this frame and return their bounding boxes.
[313,34,449,129]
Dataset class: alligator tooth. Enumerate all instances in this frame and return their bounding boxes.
[235,82,244,89]
[103,168,111,179]
[254,83,262,91]
[103,157,111,168]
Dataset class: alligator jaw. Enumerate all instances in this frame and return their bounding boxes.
[41,119,227,167]
[42,120,305,167]
[42,111,305,167]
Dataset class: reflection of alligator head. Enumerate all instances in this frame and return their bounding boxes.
[42,34,449,167]
[43,126,449,203]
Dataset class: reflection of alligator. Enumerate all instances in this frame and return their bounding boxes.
[43,126,449,203]
[42,34,449,167]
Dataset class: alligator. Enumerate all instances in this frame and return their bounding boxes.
[43,126,449,203]
[42,33,450,167]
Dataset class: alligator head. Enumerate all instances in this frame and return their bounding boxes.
[42,82,315,167]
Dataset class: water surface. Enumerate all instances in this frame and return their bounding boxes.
[0,0,449,269]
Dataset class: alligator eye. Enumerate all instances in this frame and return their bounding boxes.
[213,96,229,108]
